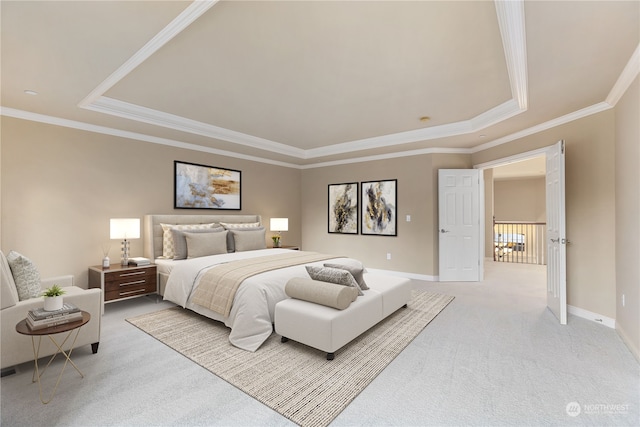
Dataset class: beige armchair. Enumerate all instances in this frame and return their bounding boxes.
[1,251,101,371]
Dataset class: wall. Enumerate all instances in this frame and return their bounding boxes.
[493,177,546,222]
[301,153,471,278]
[472,110,617,319]
[0,117,302,286]
[614,75,640,359]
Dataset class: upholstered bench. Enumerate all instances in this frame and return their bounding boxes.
[275,273,412,360]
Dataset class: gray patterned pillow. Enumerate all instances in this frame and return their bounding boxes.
[305,266,364,296]
[323,263,369,290]
[6,251,41,301]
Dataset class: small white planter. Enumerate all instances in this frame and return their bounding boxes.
[43,295,63,311]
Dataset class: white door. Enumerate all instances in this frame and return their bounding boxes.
[438,169,481,281]
[546,140,567,324]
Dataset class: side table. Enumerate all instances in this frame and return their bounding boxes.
[15,311,91,404]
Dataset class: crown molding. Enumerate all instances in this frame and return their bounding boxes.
[78,1,218,108]
[606,43,640,106]
[470,102,612,153]
[495,0,528,110]
[0,107,300,169]
[85,96,306,158]
[78,0,528,160]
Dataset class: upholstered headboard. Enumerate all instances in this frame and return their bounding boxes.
[143,214,262,260]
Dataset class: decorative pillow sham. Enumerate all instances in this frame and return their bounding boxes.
[6,250,41,301]
[219,222,261,229]
[171,227,225,260]
[231,229,267,252]
[160,223,219,258]
[184,231,229,258]
[323,263,369,290]
[305,266,364,296]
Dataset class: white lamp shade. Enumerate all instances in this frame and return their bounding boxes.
[270,218,288,232]
[110,218,140,240]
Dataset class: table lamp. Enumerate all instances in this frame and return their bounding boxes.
[270,218,288,248]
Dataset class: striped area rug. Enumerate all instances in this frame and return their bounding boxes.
[127,291,454,427]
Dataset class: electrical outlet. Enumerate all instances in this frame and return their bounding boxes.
[406,215,411,222]
[622,294,625,307]
[386,253,391,260]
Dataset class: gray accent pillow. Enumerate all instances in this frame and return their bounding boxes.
[305,266,364,296]
[323,263,369,290]
[171,227,225,260]
[6,251,41,301]
[184,231,228,258]
[226,227,264,252]
[232,229,267,252]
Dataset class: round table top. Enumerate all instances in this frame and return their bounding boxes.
[15,311,91,336]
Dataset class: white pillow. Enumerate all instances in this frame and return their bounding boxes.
[6,251,41,301]
[160,223,218,258]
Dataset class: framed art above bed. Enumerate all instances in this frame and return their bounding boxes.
[174,160,241,210]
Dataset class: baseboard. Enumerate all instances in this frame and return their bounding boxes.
[568,304,615,328]
[616,324,640,363]
[366,268,437,282]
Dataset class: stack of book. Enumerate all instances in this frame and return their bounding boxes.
[128,257,151,266]
[27,303,82,330]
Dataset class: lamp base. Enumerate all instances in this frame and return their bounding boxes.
[121,239,130,266]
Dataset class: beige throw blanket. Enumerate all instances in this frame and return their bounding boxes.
[191,251,338,317]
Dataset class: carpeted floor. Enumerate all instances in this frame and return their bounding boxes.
[126,291,454,427]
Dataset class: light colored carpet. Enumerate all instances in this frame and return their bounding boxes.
[126,291,454,427]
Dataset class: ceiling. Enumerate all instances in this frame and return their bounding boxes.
[1,1,638,169]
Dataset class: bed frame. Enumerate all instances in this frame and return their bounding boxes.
[143,214,262,295]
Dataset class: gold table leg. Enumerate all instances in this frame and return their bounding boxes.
[30,326,84,404]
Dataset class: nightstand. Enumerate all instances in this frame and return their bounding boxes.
[88,264,157,314]
[271,245,300,250]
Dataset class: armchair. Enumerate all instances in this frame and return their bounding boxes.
[1,251,101,371]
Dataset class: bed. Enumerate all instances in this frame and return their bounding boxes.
[143,214,363,351]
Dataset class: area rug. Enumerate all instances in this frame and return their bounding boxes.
[126,291,454,427]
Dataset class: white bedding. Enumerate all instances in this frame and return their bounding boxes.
[161,249,363,351]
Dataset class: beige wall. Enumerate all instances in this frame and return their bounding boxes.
[472,110,617,319]
[494,177,546,222]
[0,117,302,286]
[301,153,471,278]
[614,75,640,359]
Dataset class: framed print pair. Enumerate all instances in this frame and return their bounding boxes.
[328,179,397,236]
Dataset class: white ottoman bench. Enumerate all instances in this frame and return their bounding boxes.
[275,274,412,360]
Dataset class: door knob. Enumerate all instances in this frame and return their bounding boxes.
[440,229,450,233]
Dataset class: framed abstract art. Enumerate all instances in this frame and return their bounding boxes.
[174,161,241,210]
[328,182,358,234]
[361,179,397,236]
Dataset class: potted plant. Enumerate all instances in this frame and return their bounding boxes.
[42,284,66,311]
[271,235,281,248]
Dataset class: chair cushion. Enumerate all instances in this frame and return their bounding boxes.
[0,251,19,309]
[6,251,41,301]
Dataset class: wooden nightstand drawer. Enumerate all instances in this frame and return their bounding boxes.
[89,264,157,312]
[104,268,156,301]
